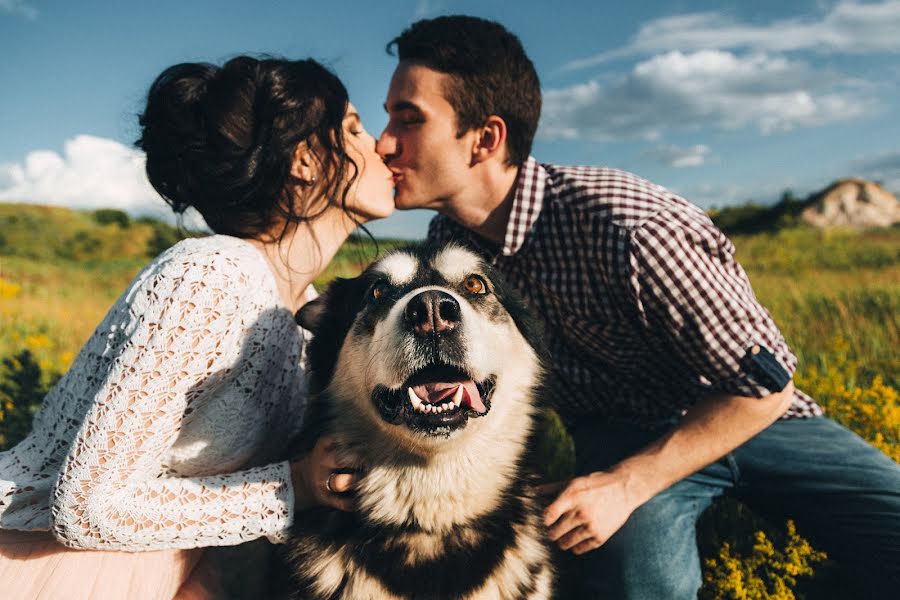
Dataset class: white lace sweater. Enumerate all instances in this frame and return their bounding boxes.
[0,235,312,551]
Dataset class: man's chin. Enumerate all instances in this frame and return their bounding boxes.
[393,189,430,211]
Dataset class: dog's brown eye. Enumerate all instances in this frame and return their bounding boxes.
[463,275,486,295]
[371,282,390,301]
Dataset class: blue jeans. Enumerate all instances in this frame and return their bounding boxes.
[573,416,900,599]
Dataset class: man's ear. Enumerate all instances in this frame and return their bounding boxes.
[290,141,318,184]
[471,115,508,164]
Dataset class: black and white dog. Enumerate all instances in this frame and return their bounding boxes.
[287,244,554,600]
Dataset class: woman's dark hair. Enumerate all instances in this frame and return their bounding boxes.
[388,16,541,166]
[136,56,356,237]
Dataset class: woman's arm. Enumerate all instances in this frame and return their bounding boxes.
[50,257,297,551]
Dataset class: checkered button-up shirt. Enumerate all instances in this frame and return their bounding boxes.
[428,157,822,427]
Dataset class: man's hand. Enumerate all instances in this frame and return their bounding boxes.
[540,470,641,555]
[539,384,796,555]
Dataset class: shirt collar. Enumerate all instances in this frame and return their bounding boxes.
[501,156,546,256]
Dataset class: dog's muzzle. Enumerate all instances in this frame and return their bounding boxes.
[370,290,496,437]
[371,366,496,436]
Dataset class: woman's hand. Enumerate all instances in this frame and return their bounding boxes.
[290,435,359,512]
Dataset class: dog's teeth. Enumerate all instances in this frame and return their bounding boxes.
[434,404,443,413]
[407,387,421,408]
[452,385,464,407]
[424,404,433,413]
[442,402,451,411]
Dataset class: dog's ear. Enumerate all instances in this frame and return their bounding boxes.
[301,275,373,386]
[296,297,327,333]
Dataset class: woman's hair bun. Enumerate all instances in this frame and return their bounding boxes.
[137,62,221,214]
[136,56,352,238]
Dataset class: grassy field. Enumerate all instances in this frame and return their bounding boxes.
[1,203,897,598]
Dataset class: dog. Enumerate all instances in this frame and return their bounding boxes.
[286,243,555,600]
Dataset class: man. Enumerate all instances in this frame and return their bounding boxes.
[376,15,900,598]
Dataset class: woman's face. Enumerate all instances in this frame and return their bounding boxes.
[340,104,395,222]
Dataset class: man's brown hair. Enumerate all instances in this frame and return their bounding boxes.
[388,15,541,166]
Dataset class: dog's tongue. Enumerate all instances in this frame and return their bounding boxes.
[411,381,486,414]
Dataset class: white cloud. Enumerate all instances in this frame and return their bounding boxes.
[563,1,900,71]
[0,0,37,19]
[539,50,877,141]
[644,144,712,168]
[414,0,443,19]
[0,135,206,227]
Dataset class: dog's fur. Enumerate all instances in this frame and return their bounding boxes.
[285,244,554,600]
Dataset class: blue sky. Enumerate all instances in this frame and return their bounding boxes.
[2,0,899,238]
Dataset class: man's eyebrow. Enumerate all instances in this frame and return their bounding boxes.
[384,101,423,114]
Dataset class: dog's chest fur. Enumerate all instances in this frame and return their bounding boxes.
[287,469,552,599]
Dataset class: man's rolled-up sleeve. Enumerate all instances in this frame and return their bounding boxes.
[627,209,796,399]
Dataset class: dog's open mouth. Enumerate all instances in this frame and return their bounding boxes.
[371,364,496,436]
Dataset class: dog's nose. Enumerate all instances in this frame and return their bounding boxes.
[404,290,461,335]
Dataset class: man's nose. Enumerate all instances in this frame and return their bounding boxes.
[376,129,397,160]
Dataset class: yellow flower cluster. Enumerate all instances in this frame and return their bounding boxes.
[700,336,896,598]
[0,277,21,299]
[795,337,899,463]
[701,521,826,600]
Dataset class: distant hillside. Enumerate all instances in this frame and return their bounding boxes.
[801,179,899,229]
[0,203,195,263]
[0,203,406,274]
[710,179,900,235]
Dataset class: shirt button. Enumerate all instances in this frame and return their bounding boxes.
[751,345,761,355]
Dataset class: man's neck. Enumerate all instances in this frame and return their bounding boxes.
[440,162,520,245]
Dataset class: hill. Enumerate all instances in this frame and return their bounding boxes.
[801,179,899,229]
[709,179,900,235]
[0,203,194,264]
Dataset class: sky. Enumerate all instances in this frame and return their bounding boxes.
[2,0,899,239]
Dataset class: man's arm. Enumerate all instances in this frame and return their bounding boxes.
[543,382,794,554]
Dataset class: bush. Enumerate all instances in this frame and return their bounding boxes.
[137,217,197,257]
[0,350,56,450]
[533,409,575,482]
[92,208,131,228]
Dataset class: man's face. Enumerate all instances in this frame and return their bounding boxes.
[377,61,478,210]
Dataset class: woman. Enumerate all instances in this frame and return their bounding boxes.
[0,56,394,599]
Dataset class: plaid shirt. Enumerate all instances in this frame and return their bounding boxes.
[428,157,822,427]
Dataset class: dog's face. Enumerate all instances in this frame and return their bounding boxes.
[298,244,543,453]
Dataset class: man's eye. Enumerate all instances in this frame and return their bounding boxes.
[391,112,423,127]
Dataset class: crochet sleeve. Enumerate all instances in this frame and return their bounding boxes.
[50,257,295,551]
